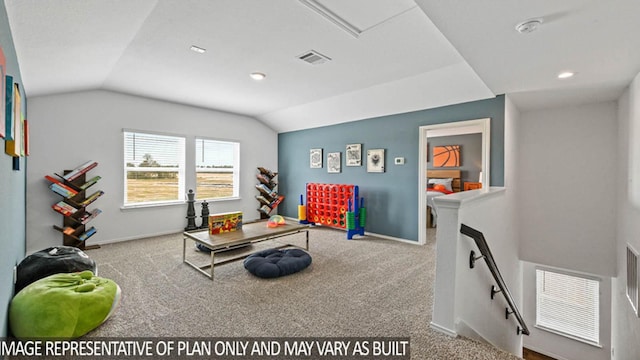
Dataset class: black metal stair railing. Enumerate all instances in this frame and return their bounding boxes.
[460,223,530,336]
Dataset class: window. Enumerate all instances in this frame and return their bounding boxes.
[124,131,185,206]
[195,138,239,200]
[536,268,600,346]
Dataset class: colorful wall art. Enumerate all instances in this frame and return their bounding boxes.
[5,83,21,157]
[0,47,5,138]
[5,75,12,140]
[433,145,460,167]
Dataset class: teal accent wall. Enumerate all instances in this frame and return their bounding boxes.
[278,96,505,241]
[0,3,26,337]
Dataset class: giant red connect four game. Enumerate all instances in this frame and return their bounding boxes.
[305,183,355,229]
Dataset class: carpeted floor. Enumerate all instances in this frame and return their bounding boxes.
[85,226,519,359]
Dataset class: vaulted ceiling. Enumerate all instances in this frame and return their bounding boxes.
[5,0,639,132]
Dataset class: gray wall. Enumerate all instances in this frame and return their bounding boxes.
[428,133,482,185]
[0,2,26,337]
[278,96,505,241]
[27,90,278,252]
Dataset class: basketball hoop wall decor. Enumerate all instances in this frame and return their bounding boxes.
[433,145,460,167]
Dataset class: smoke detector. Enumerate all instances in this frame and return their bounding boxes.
[515,18,543,34]
[297,50,332,65]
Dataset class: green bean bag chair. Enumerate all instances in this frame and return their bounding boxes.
[9,270,121,339]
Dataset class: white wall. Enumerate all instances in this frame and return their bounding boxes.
[517,102,617,359]
[517,102,617,277]
[611,72,640,360]
[630,72,640,210]
[504,95,525,348]
[504,96,520,191]
[26,90,278,253]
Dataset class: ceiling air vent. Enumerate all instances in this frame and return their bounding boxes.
[297,50,331,65]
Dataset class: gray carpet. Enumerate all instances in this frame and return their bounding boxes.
[85,226,519,359]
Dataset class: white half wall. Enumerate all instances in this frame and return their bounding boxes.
[26,90,278,253]
[517,102,617,277]
[432,188,523,357]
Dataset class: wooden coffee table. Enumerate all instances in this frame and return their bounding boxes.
[182,219,309,279]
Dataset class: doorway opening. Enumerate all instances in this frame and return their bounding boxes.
[418,118,490,244]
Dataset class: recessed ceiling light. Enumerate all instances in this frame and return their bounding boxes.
[250,72,266,81]
[557,71,575,79]
[515,18,543,34]
[190,45,206,54]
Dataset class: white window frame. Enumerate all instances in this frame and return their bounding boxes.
[194,137,240,201]
[535,267,601,347]
[123,130,186,208]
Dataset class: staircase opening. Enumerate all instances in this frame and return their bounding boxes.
[523,347,557,360]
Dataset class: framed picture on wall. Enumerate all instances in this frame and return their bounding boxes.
[346,143,361,166]
[23,119,29,156]
[327,152,341,173]
[0,46,6,138]
[367,149,385,173]
[5,83,21,157]
[5,75,13,141]
[310,148,323,168]
[433,145,461,167]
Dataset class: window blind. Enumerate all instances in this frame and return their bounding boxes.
[123,131,186,205]
[195,138,239,200]
[536,268,600,345]
[124,132,185,168]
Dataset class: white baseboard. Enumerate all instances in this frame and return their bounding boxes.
[364,231,420,245]
[430,322,458,337]
[92,229,183,246]
[284,216,421,245]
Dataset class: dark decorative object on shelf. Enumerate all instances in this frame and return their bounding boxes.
[199,200,210,229]
[185,189,198,231]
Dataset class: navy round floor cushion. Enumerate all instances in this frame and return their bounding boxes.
[243,248,312,278]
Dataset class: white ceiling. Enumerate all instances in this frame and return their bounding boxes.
[4,0,639,133]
